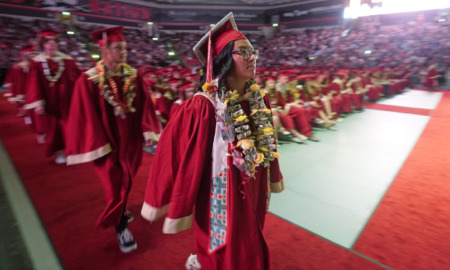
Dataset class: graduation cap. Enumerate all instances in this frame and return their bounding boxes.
[37,28,58,40]
[179,81,195,92]
[193,12,247,90]
[22,43,35,53]
[90,26,125,48]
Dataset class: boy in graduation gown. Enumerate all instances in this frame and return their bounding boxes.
[65,26,161,253]
[142,13,284,269]
[24,28,81,163]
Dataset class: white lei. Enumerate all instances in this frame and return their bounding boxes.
[39,52,65,84]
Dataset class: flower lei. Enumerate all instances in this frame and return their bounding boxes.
[96,60,137,118]
[217,79,280,178]
[40,52,65,86]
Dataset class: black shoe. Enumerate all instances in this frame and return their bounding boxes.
[117,227,137,253]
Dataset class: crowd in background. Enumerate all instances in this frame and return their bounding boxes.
[1,16,449,89]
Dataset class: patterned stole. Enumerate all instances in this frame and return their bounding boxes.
[195,92,230,253]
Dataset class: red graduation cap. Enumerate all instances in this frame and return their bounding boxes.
[179,81,194,91]
[193,12,247,89]
[38,28,58,40]
[22,43,35,53]
[90,26,125,47]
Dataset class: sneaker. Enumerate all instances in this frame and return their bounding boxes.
[308,136,320,142]
[313,118,325,125]
[291,137,304,143]
[54,151,66,164]
[185,254,202,270]
[117,227,137,253]
[296,134,308,141]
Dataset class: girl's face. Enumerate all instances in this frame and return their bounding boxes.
[230,39,257,81]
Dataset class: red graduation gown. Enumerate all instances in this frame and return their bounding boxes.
[25,53,81,157]
[2,65,14,99]
[142,94,284,270]
[66,70,161,228]
[424,68,438,88]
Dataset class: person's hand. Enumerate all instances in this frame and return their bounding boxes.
[35,106,45,115]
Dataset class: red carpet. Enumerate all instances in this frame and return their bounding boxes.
[0,96,386,269]
[354,92,450,269]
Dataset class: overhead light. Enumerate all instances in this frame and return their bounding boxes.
[67,31,75,35]
[309,56,315,60]
[210,24,215,27]
[92,54,100,59]
[148,22,153,25]
[152,37,159,41]
[364,50,372,55]
[62,11,70,16]
[438,18,446,22]
[168,51,175,56]
[272,23,279,27]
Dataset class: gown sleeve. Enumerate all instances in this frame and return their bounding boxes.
[135,74,161,141]
[141,95,216,234]
[66,74,112,165]
[24,60,45,110]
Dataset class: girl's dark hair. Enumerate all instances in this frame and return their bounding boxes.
[197,41,235,94]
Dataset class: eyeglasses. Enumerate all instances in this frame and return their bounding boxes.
[232,48,259,60]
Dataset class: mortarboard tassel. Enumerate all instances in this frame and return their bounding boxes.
[202,29,216,93]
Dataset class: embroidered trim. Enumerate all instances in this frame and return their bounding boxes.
[66,144,112,165]
[209,168,228,252]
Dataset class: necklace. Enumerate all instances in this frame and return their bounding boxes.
[219,79,280,178]
[96,60,137,118]
[40,52,65,88]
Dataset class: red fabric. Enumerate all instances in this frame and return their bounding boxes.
[91,26,125,44]
[272,91,313,136]
[424,68,437,88]
[354,92,450,269]
[213,30,246,58]
[143,94,283,270]
[266,91,295,130]
[169,100,181,119]
[348,80,363,110]
[277,112,295,131]
[10,63,28,102]
[289,107,313,137]
[26,56,81,156]
[154,95,174,123]
[66,71,160,228]
[2,65,14,96]
[0,95,401,270]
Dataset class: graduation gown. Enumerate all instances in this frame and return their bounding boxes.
[142,94,284,270]
[2,65,14,99]
[66,68,161,228]
[25,53,81,156]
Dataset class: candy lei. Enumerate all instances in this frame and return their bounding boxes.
[40,52,64,85]
[96,60,136,118]
[220,79,280,178]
